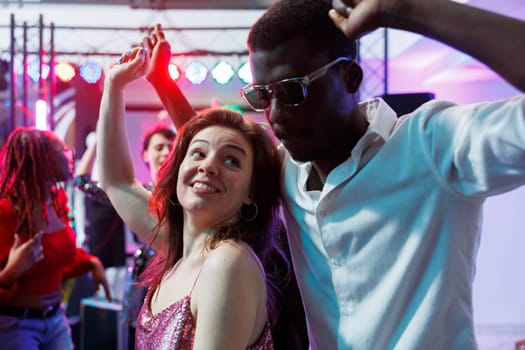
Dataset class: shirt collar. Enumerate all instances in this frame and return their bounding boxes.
[360,97,398,141]
[285,97,398,170]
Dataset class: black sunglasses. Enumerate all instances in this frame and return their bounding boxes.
[240,57,351,112]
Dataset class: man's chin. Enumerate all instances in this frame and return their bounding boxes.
[286,147,314,163]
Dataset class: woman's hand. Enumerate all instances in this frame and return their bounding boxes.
[107,47,150,91]
[1,231,45,286]
[89,256,112,302]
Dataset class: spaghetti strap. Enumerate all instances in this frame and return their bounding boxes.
[189,262,205,297]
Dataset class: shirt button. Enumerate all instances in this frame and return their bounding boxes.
[341,301,354,316]
[331,258,342,266]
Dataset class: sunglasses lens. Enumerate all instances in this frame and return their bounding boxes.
[273,81,305,106]
[241,80,306,111]
[242,86,271,111]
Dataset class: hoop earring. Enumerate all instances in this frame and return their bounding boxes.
[239,202,258,222]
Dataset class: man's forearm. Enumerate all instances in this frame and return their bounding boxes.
[149,74,196,129]
[392,0,525,92]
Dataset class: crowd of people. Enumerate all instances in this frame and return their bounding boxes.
[1,0,524,349]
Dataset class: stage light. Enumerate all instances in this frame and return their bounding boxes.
[211,61,234,85]
[184,61,208,85]
[35,99,48,130]
[28,61,50,83]
[79,61,102,84]
[168,63,180,81]
[238,62,252,84]
[55,62,76,83]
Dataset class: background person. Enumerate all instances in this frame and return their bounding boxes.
[74,124,176,346]
[75,132,126,271]
[0,127,111,350]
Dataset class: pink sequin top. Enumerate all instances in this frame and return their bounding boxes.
[135,267,274,350]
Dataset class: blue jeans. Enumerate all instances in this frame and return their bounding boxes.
[0,306,73,350]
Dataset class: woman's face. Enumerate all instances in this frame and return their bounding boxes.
[176,125,254,227]
[50,137,73,181]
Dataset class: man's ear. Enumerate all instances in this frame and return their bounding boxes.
[142,151,151,169]
[342,60,363,93]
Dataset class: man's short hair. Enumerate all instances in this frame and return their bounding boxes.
[141,124,176,154]
[247,0,357,60]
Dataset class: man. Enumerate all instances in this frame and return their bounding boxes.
[139,124,176,191]
[145,0,525,348]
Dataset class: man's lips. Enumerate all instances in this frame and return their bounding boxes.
[274,128,306,146]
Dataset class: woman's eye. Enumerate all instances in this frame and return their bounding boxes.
[190,150,204,158]
[224,157,241,168]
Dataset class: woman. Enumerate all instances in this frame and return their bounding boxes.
[97,47,285,349]
[142,24,309,350]
[0,127,111,349]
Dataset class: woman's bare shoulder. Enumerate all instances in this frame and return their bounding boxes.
[201,241,265,284]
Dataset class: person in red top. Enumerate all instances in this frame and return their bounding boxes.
[0,126,111,350]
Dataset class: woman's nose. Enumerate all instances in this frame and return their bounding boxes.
[198,159,218,175]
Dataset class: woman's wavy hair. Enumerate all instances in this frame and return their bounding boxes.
[0,127,69,238]
[143,108,288,326]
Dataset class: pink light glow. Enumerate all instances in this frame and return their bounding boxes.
[35,99,48,130]
[389,50,446,71]
[424,65,499,85]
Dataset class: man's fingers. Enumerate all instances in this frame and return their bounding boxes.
[332,0,353,17]
[153,23,165,39]
[142,36,153,51]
